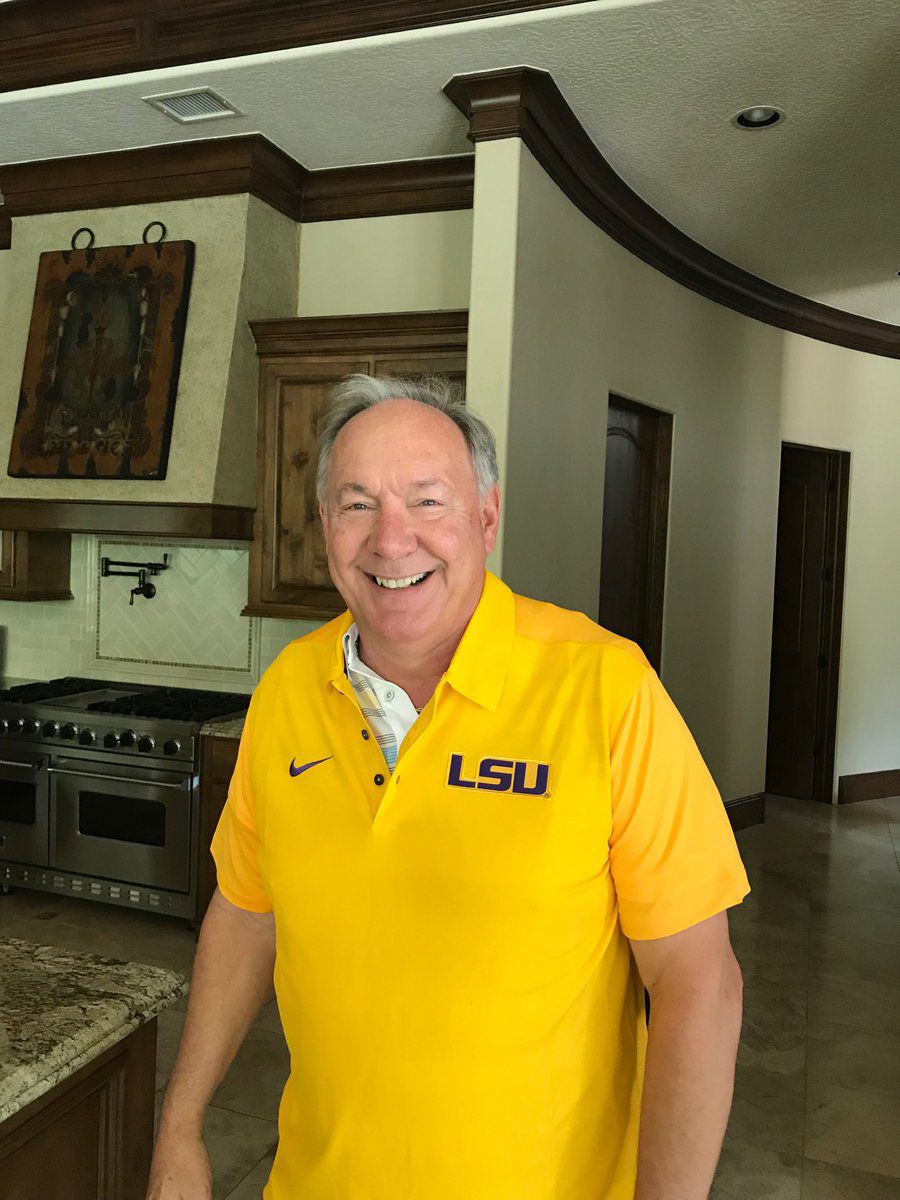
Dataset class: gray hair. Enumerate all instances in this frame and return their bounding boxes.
[315,373,499,506]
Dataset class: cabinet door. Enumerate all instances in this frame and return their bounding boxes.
[246,312,468,620]
[0,530,13,590]
[245,356,369,619]
[0,530,72,601]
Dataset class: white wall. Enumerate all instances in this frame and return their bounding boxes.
[298,210,472,315]
[468,139,899,801]
[779,343,900,782]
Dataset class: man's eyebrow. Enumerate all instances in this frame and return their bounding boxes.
[335,482,373,498]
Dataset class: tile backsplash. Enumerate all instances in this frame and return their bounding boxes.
[0,535,323,691]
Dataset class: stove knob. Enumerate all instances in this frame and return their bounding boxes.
[163,739,181,756]
[119,730,136,749]
[0,719,8,734]
[60,722,78,740]
[22,719,40,737]
[9,718,24,733]
[78,728,96,746]
[42,721,60,738]
[137,735,155,753]
[103,731,120,749]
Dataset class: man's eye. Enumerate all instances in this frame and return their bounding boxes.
[418,499,438,507]
[346,502,370,511]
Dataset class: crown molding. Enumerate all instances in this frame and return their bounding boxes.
[444,67,900,359]
[303,157,474,221]
[0,1,583,92]
[0,135,306,224]
[250,310,469,357]
[0,138,474,242]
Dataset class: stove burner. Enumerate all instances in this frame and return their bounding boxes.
[0,677,127,704]
[86,686,250,723]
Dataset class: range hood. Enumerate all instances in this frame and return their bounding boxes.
[0,192,299,539]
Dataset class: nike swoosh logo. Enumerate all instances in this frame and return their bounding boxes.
[289,756,333,777]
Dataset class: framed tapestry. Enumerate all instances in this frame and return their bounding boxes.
[8,230,195,479]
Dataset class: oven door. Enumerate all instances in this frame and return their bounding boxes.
[0,752,50,866]
[49,755,194,893]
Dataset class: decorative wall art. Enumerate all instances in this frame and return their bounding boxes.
[8,224,194,480]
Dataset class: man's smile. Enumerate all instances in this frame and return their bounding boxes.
[364,570,435,590]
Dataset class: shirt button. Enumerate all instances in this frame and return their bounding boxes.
[374,773,385,786]
[384,689,394,701]
[361,729,370,740]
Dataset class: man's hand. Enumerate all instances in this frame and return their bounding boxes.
[147,1129,212,1200]
[145,889,276,1199]
[628,910,743,1200]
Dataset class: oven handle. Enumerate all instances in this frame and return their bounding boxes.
[46,766,195,791]
[0,758,45,770]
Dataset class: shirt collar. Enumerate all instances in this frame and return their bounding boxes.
[326,569,515,711]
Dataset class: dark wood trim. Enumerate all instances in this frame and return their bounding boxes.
[0,2,583,92]
[250,309,469,357]
[303,156,474,221]
[838,769,900,806]
[0,500,253,540]
[0,135,305,224]
[444,68,900,359]
[816,448,850,805]
[726,793,766,832]
[0,141,472,244]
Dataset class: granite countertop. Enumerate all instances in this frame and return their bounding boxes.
[0,937,186,1122]
[200,714,245,739]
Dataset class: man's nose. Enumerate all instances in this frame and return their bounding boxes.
[369,504,417,558]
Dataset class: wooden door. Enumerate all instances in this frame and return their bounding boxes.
[245,312,468,620]
[766,444,849,803]
[598,395,672,673]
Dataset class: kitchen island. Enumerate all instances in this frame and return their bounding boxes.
[0,937,186,1200]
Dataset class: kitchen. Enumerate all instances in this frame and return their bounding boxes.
[1,1,899,1197]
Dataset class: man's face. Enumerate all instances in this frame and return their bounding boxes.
[320,398,500,652]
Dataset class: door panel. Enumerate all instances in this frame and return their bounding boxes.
[766,446,833,800]
[598,396,672,673]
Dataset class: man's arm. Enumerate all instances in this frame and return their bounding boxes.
[147,888,276,1200]
[628,911,743,1200]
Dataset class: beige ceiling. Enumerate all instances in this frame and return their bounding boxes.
[1,0,898,324]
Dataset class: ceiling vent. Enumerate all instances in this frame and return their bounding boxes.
[143,87,242,124]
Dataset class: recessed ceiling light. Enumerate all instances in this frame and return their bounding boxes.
[143,87,242,124]
[733,105,784,129]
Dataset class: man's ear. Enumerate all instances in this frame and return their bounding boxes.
[481,485,501,554]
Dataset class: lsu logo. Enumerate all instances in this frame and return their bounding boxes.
[447,753,550,797]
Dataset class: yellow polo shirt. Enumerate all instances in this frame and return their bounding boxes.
[211,570,749,1200]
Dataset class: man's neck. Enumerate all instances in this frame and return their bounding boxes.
[355,628,464,712]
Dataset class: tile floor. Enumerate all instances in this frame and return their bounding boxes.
[2,793,898,1198]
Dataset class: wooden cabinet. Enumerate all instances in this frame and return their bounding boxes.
[0,529,72,601]
[245,311,468,620]
[195,733,241,928]
[0,1020,156,1200]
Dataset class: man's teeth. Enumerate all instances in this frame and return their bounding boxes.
[374,572,429,589]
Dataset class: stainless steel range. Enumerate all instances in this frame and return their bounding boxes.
[0,677,249,921]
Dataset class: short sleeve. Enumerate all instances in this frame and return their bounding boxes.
[608,666,750,940]
[209,701,273,915]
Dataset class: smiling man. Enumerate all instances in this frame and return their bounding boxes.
[149,375,749,1200]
